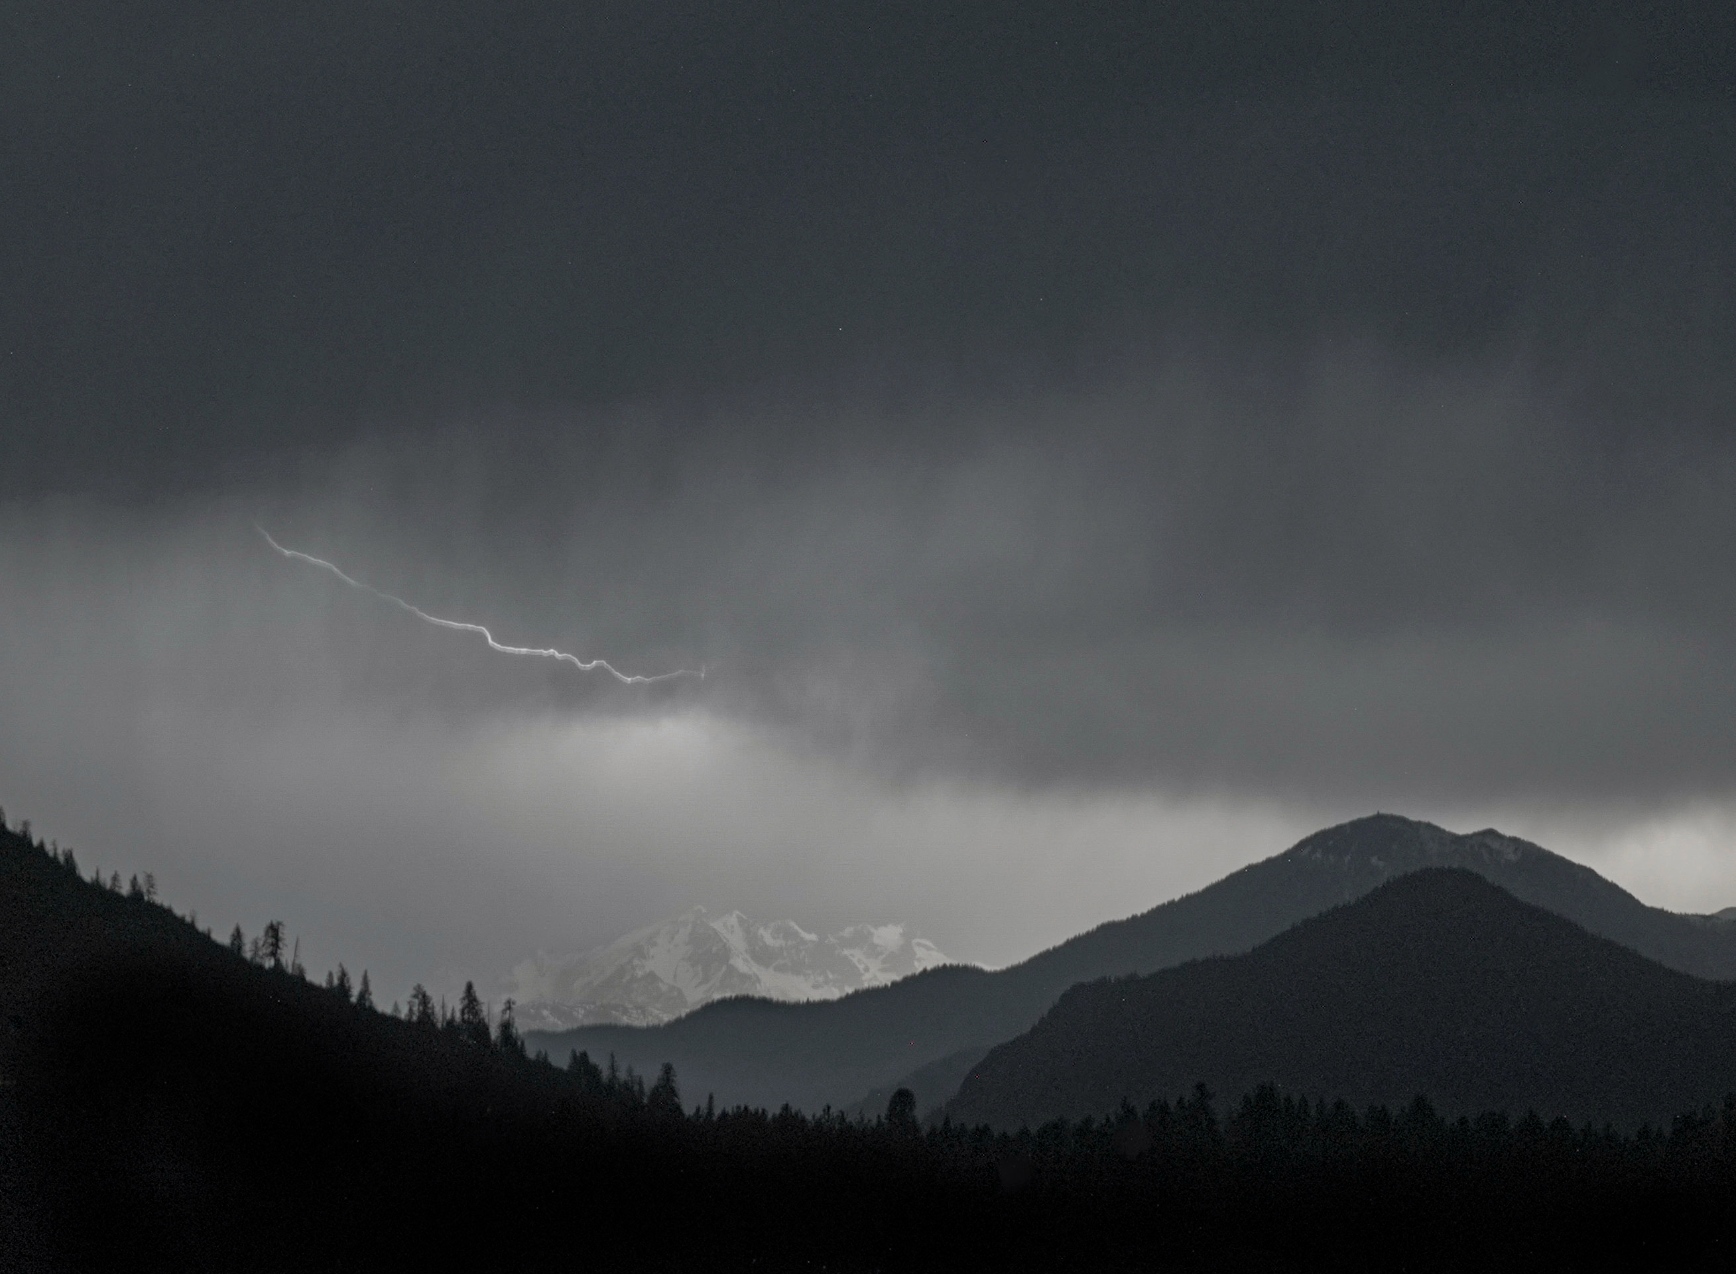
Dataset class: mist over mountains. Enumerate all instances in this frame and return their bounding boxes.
[509,906,949,1030]
[528,814,1736,1114]
[8,0,1736,1013]
[9,1,1736,1267]
[10,810,1736,1272]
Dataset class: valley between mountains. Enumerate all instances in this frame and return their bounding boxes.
[9,809,1736,1272]
[527,813,1736,1121]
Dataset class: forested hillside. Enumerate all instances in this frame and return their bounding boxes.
[948,870,1736,1131]
[5,814,1736,1270]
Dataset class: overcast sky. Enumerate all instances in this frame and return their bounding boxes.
[5,3,1736,1004]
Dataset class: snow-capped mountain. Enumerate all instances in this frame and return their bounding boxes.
[510,908,952,1031]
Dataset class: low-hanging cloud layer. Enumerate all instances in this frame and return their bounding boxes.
[219,352,1736,810]
[6,353,1736,1001]
[4,4,1735,1001]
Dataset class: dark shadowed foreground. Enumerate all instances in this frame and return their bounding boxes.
[4,819,1736,1271]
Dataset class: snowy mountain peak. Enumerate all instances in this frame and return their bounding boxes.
[511,907,954,1031]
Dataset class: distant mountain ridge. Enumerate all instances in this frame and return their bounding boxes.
[511,907,949,1030]
[945,869,1736,1131]
[8,815,1732,1270]
[526,815,1736,1115]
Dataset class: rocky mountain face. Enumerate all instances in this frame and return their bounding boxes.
[511,907,949,1031]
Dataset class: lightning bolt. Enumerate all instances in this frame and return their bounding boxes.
[257,526,703,685]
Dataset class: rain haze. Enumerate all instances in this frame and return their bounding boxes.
[5,4,1736,1007]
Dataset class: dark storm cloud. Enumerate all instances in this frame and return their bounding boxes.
[222,345,1736,808]
[6,2,1734,489]
[4,1,1736,813]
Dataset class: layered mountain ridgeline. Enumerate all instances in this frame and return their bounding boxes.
[0,818,976,1270]
[947,870,1736,1132]
[8,817,1736,1272]
[535,964,1030,1116]
[529,814,1736,1113]
[847,1045,996,1121]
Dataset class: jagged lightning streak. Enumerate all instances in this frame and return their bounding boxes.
[257,526,703,685]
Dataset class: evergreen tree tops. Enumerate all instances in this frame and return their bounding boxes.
[7,804,1736,1270]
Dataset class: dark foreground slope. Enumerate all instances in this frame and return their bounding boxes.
[948,870,1736,1131]
[0,822,996,1272]
[532,814,1736,1112]
[9,819,1736,1272]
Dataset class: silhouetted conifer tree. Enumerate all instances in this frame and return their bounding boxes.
[648,1063,682,1118]
[355,971,373,1010]
[333,965,353,1002]
[495,997,523,1055]
[459,981,489,1047]
[260,920,285,970]
[565,1050,604,1093]
[228,925,246,957]
[407,984,437,1028]
[886,1088,919,1136]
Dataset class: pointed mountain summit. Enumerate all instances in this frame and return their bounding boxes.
[512,907,948,1030]
[527,815,1736,1113]
[1012,812,1736,993]
[946,869,1736,1131]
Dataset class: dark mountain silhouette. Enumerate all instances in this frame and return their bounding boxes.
[530,814,1736,1112]
[0,816,1052,1271]
[947,869,1736,1131]
[0,822,624,1268]
[1,820,964,1269]
[8,812,1736,1271]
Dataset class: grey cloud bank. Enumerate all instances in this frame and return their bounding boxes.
[4,3,1735,1002]
[5,352,1736,1004]
[11,343,1736,807]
